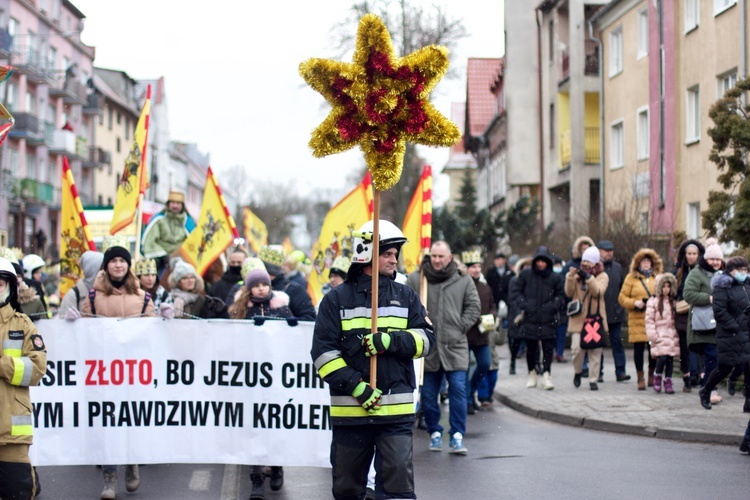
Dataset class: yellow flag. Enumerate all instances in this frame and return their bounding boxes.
[401,165,432,274]
[179,167,240,276]
[110,85,151,234]
[243,207,268,255]
[60,157,96,297]
[281,237,294,258]
[308,173,373,306]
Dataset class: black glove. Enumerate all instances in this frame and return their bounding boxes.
[206,296,226,313]
[578,268,590,280]
[253,316,266,326]
[286,317,299,327]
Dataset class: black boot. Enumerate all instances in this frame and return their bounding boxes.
[682,375,691,393]
[509,358,516,375]
[744,397,750,414]
[699,387,712,410]
[741,436,750,453]
[250,473,265,500]
[269,466,284,492]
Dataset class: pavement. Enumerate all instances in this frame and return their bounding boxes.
[491,347,749,446]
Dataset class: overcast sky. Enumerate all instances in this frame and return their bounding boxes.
[72,1,504,206]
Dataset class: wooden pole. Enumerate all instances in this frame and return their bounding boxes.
[133,193,144,257]
[369,191,381,388]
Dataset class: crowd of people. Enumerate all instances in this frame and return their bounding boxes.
[3,205,750,499]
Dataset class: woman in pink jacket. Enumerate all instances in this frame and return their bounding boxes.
[645,273,680,394]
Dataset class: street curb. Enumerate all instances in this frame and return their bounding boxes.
[495,391,742,446]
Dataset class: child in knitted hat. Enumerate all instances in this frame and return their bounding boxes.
[228,267,293,321]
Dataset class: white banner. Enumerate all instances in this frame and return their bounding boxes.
[29,318,332,467]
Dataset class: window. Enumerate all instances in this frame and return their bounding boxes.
[6,82,16,111]
[687,202,701,238]
[714,0,736,15]
[116,137,121,153]
[548,21,554,63]
[609,27,623,76]
[637,8,648,59]
[47,46,56,73]
[685,0,699,32]
[125,118,131,140]
[633,172,650,199]
[610,120,624,168]
[107,107,113,130]
[717,70,737,97]
[637,107,649,160]
[25,91,35,114]
[26,153,37,179]
[639,212,649,234]
[549,104,555,149]
[38,159,46,183]
[47,161,56,186]
[686,86,700,143]
[116,112,121,125]
[8,18,18,51]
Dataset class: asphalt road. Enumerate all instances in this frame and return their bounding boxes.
[36,401,750,499]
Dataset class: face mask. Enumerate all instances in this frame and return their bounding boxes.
[734,272,747,283]
[229,265,242,276]
[553,266,563,274]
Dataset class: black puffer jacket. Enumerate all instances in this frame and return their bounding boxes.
[206,271,243,303]
[711,273,750,367]
[602,258,626,324]
[512,247,565,340]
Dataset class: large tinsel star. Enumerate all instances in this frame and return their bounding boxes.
[299,14,461,191]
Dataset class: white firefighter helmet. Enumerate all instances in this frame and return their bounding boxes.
[0,257,16,280]
[351,220,407,265]
[22,254,45,280]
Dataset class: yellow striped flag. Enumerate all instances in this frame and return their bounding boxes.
[401,165,432,274]
[60,156,97,296]
[308,173,373,306]
[243,207,268,255]
[281,237,294,258]
[110,84,151,234]
[180,167,240,276]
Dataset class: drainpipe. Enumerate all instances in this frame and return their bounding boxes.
[742,0,747,83]
[587,20,604,231]
[658,0,665,208]
[536,7,545,233]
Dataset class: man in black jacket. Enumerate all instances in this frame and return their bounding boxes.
[598,240,630,382]
[486,252,514,309]
[206,247,248,303]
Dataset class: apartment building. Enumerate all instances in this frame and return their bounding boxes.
[0,0,93,257]
[441,102,476,212]
[537,0,608,233]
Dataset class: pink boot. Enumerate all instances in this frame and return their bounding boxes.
[664,378,674,394]
[653,374,663,393]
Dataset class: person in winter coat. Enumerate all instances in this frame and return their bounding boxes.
[598,240,630,382]
[58,251,104,316]
[485,252,514,313]
[683,238,724,403]
[645,273,680,394]
[671,238,705,392]
[141,190,196,278]
[506,257,531,375]
[566,246,609,391]
[168,259,228,319]
[698,256,750,411]
[206,246,248,303]
[462,250,497,415]
[134,258,173,314]
[512,246,566,390]
[77,239,155,499]
[406,240,480,455]
[560,236,595,371]
[229,266,292,499]
[0,257,47,499]
[1,249,47,322]
[619,248,662,390]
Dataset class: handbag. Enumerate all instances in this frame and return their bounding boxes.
[580,298,608,349]
[691,304,716,332]
[566,292,587,317]
[676,300,690,314]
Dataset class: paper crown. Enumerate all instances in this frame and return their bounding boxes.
[0,247,19,264]
[461,250,482,266]
[330,255,352,274]
[258,245,285,268]
[133,258,157,276]
[241,257,267,281]
[167,190,185,203]
[101,234,130,254]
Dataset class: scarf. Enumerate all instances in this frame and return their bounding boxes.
[249,291,273,305]
[638,267,653,278]
[422,259,458,284]
[171,288,201,306]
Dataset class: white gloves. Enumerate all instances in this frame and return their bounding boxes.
[64,307,81,322]
[159,303,175,320]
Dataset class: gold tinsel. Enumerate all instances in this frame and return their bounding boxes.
[299,14,461,191]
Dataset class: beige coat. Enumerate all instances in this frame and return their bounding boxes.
[81,271,156,318]
[565,266,609,333]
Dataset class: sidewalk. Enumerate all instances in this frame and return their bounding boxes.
[492,347,748,446]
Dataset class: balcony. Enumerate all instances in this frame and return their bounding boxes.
[12,46,54,82]
[82,146,111,169]
[83,93,103,115]
[559,127,600,168]
[559,39,600,83]
[49,79,88,106]
[0,29,11,57]
[8,112,44,142]
[48,129,77,156]
[15,178,57,205]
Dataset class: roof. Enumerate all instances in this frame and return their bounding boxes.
[93,67,140,116]
[465,58,503,139]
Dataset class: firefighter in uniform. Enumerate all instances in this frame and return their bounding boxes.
[311,220,434,500]
[0,257,47,498]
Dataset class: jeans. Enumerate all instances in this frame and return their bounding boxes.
[466,345,491,402]
[555,324,567,357]
[608,322,627,376]
[422,368,467,437]
[477,370,498,402]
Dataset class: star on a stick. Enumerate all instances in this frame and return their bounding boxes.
[299,14,461,191]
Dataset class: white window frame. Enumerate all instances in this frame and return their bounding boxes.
[637,8,649,60]
[687,202,701,239]
[684,0,699,33]
[610,119,625,169]
[714,0,737,16]
[686,85,701,144]
[609,26,623,77]
[637,106,649,160]
[717,69,737,97]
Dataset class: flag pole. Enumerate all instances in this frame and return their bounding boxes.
[134,193,144,257]
[369,190,381,388]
